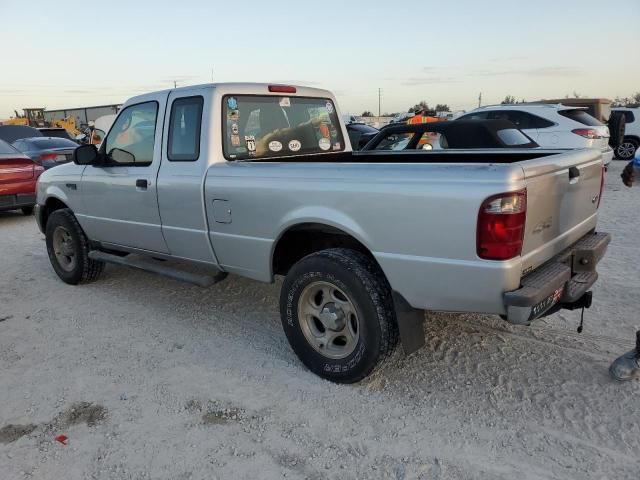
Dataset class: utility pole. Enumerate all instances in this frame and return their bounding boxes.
[174,80,177,88]
[211,68,214,82]
[378,88,381,117]
[478,92,482,108]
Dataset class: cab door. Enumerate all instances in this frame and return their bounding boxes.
[156,89,217,263]
[78,95,170,253]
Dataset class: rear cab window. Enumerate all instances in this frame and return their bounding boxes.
[558,109,603,126]
[222,95,344,160]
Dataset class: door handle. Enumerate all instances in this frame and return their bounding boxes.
[136,179,148,189]
[568,166,580,184]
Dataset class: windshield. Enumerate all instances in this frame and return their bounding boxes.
[223,95,345,160]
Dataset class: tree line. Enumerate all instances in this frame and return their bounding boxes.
[360,91,640,117]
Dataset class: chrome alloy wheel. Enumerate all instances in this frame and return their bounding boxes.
[297,281,360,359]
[52,225,77,272]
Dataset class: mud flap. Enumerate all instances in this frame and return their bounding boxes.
[392,292,425,355]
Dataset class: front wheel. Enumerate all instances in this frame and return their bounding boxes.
[45,209,104,285]
[615,138,639,160]
[279,248,398,383]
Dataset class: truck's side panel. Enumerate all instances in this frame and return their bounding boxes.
[204,161,527,313]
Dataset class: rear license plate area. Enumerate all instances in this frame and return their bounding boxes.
[530,286,564,320]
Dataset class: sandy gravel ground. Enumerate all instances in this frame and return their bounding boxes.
[1,161,639,480]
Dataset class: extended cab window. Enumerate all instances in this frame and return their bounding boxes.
[223,95,344,160]
[168,96,203,161]
[103,101,158,165]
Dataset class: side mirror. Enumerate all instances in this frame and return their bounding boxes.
[73,144,98,165]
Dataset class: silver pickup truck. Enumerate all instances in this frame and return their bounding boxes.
[35,83,610,383]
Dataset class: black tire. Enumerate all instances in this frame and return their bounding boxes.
[615,137,639,160]
[280,248,398,383]
[21,206,34,216]
[45,208,104,285]
[608,112,626,149]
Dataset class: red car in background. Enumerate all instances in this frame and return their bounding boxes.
[0,138,44,215]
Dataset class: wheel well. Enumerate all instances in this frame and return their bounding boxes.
[43,197,69,228]
[272,223,374,276]
[623,135,640,144]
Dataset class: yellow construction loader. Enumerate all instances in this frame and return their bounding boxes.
[2,108,82,137]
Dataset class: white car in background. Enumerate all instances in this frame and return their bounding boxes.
[612,106,640,160]
[458,104,614,165]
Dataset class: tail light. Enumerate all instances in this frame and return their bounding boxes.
[34,165,45,177]
[39,153,58,161]
[477,190,527,260]
[268,85,297,93]
[572,128,601,139]
[597,166,605,208]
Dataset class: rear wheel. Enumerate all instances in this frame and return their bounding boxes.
[615,138,639,160]
[21,206,33,216]
[45,209,104,285]
[279,248,398,383]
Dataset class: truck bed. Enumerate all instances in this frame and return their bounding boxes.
[245,149,563,164]
[204,148,604,315]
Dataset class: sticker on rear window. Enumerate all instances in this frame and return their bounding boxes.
[268,140,283,152]
[333,142,341,151]
[227,97,238,110]
[279,97,290,107]
[288,140,301,152]
[326,101,334,114]
[319,138,331,151]
[245,135,256,152]
[228,110,239,121]
[231,123,239,135]
[231,134,240,146]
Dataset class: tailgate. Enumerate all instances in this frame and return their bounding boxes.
[0,157,35,183]
[519,149,603,273]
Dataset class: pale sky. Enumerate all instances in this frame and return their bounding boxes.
[1,0,639,119]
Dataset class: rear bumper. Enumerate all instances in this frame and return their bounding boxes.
[0,193,36,212]
[504,231,610,324]
[602,147,613,166]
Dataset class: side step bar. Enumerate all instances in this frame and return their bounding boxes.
[88,251,228,287]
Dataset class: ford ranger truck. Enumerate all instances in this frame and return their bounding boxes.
[35,83,610,383]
